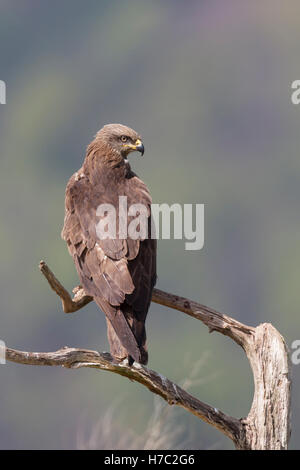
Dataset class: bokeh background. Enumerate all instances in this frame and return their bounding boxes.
[0,0,300,450]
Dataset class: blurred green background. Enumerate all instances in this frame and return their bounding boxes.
[0,0,300,450]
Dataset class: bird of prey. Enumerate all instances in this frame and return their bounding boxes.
[62,124,156,365]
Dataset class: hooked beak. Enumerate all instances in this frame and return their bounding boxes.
[123,138,144,156]
[135,139,145,156]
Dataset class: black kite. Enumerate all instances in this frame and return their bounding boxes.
[62,124,157,365]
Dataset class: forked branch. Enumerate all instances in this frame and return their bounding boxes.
[4,261,291,450]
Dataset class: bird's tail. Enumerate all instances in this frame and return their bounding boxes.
[106,312,148,365]
[95,297,148,365]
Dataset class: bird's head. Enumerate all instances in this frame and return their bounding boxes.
[96,124,144,163]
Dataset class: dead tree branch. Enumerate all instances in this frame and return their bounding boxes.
[6,345,241,446]
[5,261,291,450]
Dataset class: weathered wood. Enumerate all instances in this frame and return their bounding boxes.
[239,324,291,450]
[6,346,242,446]
[8,261,290,450]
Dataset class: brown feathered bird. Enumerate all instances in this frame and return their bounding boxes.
[62,124,156,365]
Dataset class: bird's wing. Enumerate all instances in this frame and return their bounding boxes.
[62,171,156,362]
[62,173,134,305]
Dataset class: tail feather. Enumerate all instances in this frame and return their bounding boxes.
[95,296,144,364]
[106,316,148,365]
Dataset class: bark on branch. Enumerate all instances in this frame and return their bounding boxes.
[5,261,291,450]
[6,345,241,446]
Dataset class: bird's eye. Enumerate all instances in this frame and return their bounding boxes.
[121,135,128,143]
